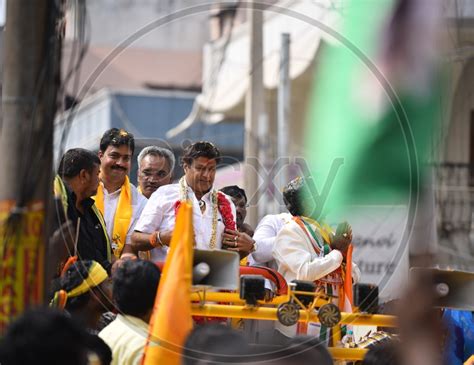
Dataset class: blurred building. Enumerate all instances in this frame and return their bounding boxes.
[65,0,212,51]
[436,0,474,269]
[55,0,246,181]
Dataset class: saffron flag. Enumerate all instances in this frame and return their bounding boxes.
[142,202,194,365]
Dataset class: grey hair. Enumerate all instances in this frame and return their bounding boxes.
[137,146,175,172]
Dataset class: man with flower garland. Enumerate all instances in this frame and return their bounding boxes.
[131,141,254,261]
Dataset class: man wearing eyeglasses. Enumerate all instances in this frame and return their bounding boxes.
[131,141,254,262]
[137,146,175,199]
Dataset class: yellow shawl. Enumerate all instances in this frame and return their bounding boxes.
[94,175,132,258]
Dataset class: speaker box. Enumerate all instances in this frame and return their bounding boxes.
[354,283,379,313]
[240,275,265,305]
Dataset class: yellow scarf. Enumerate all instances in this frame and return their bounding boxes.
[94,175,132,258]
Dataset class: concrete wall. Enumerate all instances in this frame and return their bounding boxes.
[66,0,211,50]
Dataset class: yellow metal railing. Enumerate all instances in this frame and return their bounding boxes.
[189,288,396,362]
[190,292,328,307]
[329,347,367,360]
[190,303,397,327]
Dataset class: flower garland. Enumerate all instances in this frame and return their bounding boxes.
[175,177,235,249]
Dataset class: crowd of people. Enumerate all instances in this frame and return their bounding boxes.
[0,127,454,364]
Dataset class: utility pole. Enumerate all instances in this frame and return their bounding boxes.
[276,33,290,207]
[0,0,62,333]
[244,1,265,227]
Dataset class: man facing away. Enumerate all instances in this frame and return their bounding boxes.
[99,260,161,365]
[55,148,112,272]
[136,145,175,199]
[132,141,254,261]
[94,128,147,259]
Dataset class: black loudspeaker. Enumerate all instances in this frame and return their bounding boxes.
[240,275,265,305]
[410,267,474,311]
[291,280,317,307]
[354,283,379,313]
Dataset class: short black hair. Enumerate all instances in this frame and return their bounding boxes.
[112,260,160,318]
[182,324,249,364]
[58,148,100,179]
[60,260,95,311]
[220,185,247,203]
[362,341,400,365]
[278,336,333,364]
[181,141,221,166]
[86,334,112,365]
[0,308,89,365]
[99,128,135,154]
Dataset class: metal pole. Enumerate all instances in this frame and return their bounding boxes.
[244,1,265,227]
[0,0,61,333]
[277,33,290,207]
[257,112,270,219]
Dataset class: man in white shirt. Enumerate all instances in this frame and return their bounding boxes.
[94,128,147,259]
[249,212,293,270]
[273,177,360,338]
[132,141,254,262]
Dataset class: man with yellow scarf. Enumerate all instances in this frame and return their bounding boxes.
[95,128,147,259]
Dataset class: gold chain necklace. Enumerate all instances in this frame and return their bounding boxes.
[179,177,218,249]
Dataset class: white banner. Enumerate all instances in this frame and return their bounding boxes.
[330,205,409,302]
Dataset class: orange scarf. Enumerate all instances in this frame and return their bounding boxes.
[94,175,132,258]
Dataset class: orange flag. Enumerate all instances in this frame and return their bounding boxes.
[341,244,354,312]
[142,202,194,365]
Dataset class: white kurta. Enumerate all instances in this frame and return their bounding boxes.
[134,183,236,262]
[249,213,292,270]
[273,218,361,337]
[101,182,147,246]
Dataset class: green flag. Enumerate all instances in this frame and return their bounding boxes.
[305,0,443,218]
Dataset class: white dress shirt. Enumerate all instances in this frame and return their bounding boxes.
[101,182,147,246]
[134,182,236,262]
[249,213,293,270]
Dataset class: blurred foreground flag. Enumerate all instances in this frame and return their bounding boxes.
[142,202,194,365]
[305,0,444,218]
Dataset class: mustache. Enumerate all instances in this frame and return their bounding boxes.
[111,165,127,171]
